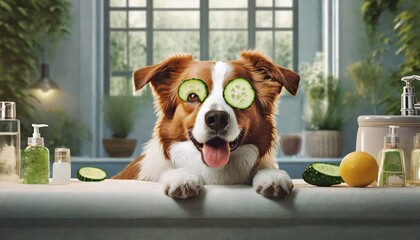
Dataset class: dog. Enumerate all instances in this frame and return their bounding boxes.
[113,50,300,199]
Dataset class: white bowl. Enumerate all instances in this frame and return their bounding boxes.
[356,115,420,179]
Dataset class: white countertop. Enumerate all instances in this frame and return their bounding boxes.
[1,179,420,240]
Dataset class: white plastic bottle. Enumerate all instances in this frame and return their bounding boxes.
[52,148,71,185]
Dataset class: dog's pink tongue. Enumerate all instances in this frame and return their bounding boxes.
[203,138,230,168]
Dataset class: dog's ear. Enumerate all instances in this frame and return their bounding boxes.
[240,50,300,96]
[132,54,193,117]
[132,54,194,92]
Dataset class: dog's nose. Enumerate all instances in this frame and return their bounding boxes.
[205,110,230,131]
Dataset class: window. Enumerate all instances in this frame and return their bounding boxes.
[105,0,297,96]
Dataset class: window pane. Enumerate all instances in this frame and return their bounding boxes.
[110,31,128,71]
[110,11,126,28]
[209,0,247,8]
[276,0,293,7]
[129,32,146,69]
[110,0,126,7]
[153,31,199,62]
[275,31,292,68]
[255,31,273,58]
[209,31,247,60]
[129,0,146,7]
[256,0,272,7]
[210,11,247,29]
[129,11,146,28]
[110,76,132,96]
[154,11,199,29]
[275,11,293,28]
[256,11,272,28]
[154,0,199,8]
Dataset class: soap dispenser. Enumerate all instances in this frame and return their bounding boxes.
[377,125,406,187]
[21,124,49,184]
[410,133,420,185]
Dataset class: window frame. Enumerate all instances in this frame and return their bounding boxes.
[104,0,299,95]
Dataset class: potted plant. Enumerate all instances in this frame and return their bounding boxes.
[103,96,142,157]
[300,52,347,158]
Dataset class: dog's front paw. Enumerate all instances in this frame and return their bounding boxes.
[161,169,203,199]
[252,169,294,198]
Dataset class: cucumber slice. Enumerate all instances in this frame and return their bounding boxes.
[223,78,255,110]
[178,78,208,102]
[302,162,343,186]
[77,167,107,182]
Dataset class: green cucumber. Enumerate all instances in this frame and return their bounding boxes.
[223,78,255,110]
[178,78,208,102]
[77,167,107,182]
[302,162,343,186]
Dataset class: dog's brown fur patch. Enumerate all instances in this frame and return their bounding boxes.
[111,155,142,179]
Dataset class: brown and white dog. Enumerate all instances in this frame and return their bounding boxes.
[113,50,300,199]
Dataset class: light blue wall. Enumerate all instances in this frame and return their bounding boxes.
[277,0,323,138]
[338,0,402,155]
[47,0,400,158]
[43,1,104,157]
[338,0,366,155]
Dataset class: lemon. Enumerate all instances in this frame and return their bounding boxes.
[339,151,378,187]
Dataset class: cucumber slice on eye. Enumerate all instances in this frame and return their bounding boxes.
[178,78,208,102]
[223,78,255,110]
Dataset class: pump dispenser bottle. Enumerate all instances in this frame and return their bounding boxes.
[377,126,406,187]
[410,133,420,185]
[21,124,49,184]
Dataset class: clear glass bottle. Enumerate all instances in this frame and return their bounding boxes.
[0,102,20,183]
[377,126,406,187]
[410,133,420,185]
[21,124,49,184]
[53,148,71,185]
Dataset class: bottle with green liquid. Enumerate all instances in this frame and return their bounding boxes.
[21,124,49,184]
[377,125,406,187]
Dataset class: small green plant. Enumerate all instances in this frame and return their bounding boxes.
[300,52,346,130]
[103,96,142,138]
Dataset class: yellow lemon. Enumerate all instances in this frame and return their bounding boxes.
[339,151,378,187]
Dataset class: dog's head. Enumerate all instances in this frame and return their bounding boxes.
[133,50,300,168]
